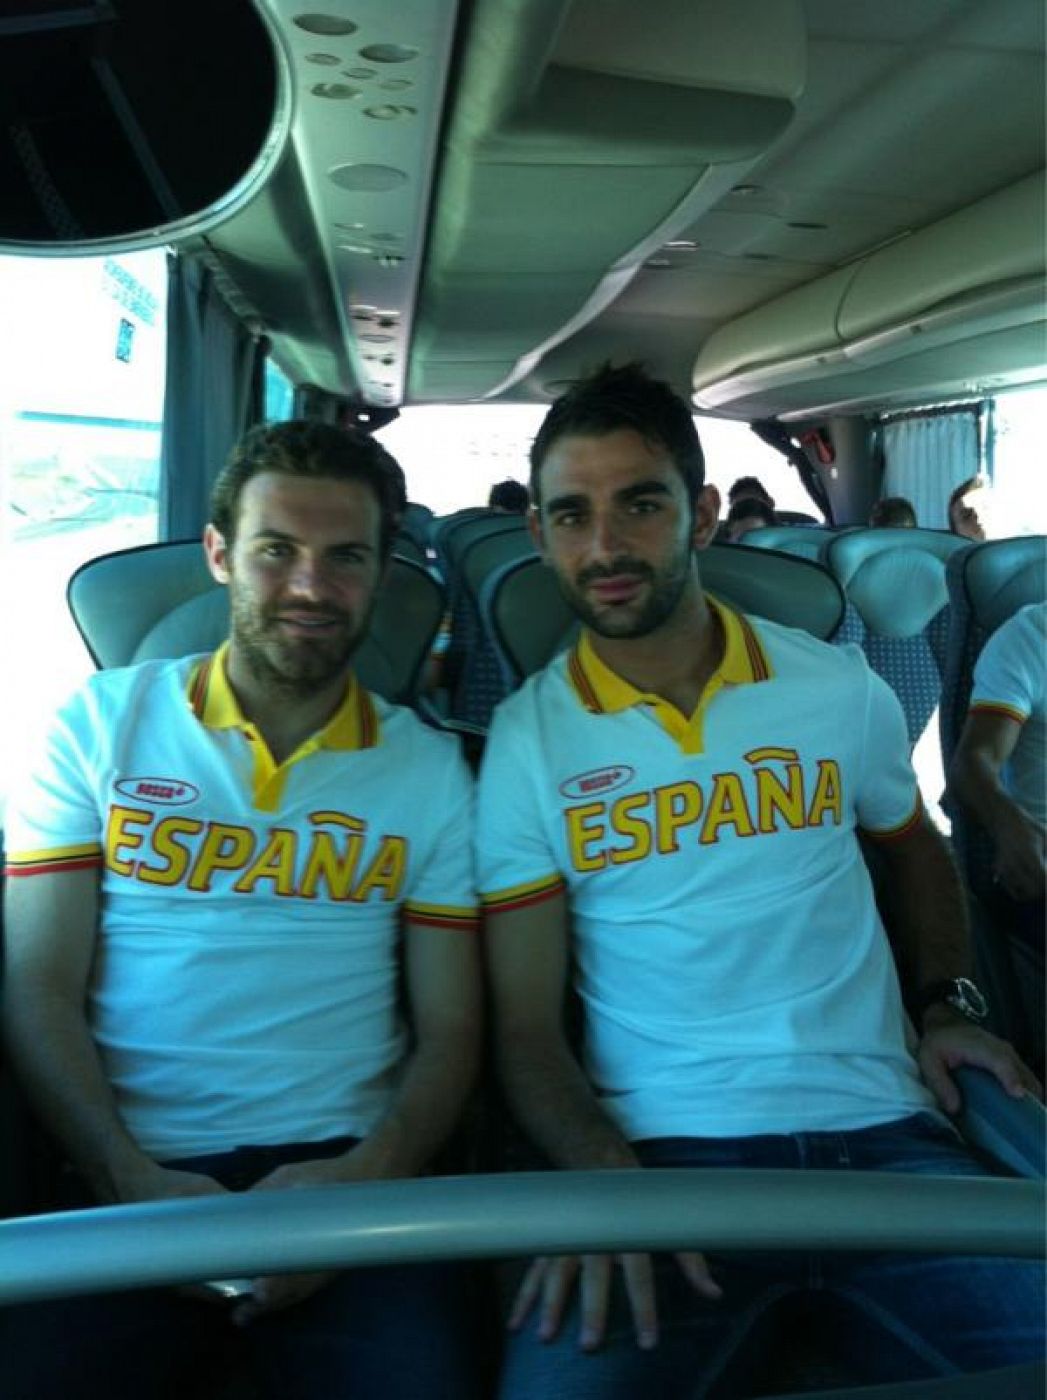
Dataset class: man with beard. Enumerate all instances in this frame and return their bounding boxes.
[475,365,1044,1398]
[2,420,483,1400]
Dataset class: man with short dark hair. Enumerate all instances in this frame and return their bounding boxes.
[488,478,530,514]
[3,419,483,1400]
[478,364,1043,1397]
[726,474,774,510]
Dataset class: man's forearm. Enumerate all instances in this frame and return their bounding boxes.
[334,1026,481,1181]
[3,981,153,1202]
[498,1032,639,1171]
[875,816,973,995]
[951,748,1022,847]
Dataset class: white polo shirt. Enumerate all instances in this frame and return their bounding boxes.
[970,601,1046,829]
[5,647,478,1159]
[476,597,936,1141]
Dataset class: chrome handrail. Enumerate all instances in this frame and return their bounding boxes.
[2,1168,1043,1304]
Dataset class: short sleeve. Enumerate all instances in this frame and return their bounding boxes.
[402,735,479,931]
[475,695,566,913]
[853,664,922,840]
[970,607,1042,724]
[4,687,105,877]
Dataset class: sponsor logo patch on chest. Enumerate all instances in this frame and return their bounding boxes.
[559,765,635,800]
[115,776,200,806]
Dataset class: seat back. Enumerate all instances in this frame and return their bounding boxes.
[398,501,435,554]
[742,524,835,561]
[440,519,533,727]
[484,544,845,688]
[66,542,445,705]
[823,528,970,746]
[431,508,509,574]
[390,529,429,567]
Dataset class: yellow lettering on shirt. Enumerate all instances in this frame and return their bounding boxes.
[232,828,298,895]
[807,759,843,827]
[352,836,407,901]
[565,802,608,872]
[106,805,153,876]
[747,748,806,833]
[138,816,204,886]
[187,823,257,891]
[653,782,702,853]
[609,793,652,865]
[699,772,757,845]
[300,812,367,900]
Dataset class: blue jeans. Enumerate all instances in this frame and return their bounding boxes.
[1,1137,486,1400]
[497,1114,1046,1399]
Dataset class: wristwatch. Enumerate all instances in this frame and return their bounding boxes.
[916,977,989,1024]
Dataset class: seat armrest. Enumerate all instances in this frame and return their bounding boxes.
[954,1066,1046,1179]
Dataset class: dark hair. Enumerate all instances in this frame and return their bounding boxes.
[210,419,405,558]
[529,363,705,508]
[869,496,917,528]
[728,475,773,507]
[488,478,530,513]
[726,496,776,528]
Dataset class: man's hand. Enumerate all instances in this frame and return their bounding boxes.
[230,1154,364,1324]
[113,1160,229,1206]
[918,1012,1043,1115]
[508,1249,721,1352]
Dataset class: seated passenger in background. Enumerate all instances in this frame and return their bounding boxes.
[869,495,917,528]
[724,493,776,541]
[2,421,483,1400]
[488,477,530,513]
[476,363,1044,1400]
[949,601,1046,949]
[948,476,987,541]
[727,474,774,512]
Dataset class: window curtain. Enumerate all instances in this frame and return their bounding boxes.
[159,252,266,540]
[881,411,979,530]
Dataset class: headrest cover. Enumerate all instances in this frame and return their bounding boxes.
[847,550,948,636]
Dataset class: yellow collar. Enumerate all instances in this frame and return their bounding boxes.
[187,643,379,752]
[566,595,772,754]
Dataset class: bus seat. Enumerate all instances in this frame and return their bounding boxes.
[823,529,965,748]
[446,524,536,729]
[390,529,429,567]
[398,501,435,555]
[483,544,846,689]
[743,524,835,562]
[66,541,445,706]
[429,506,501,574]
[939,536,1046,1067]
[437,519,531,727]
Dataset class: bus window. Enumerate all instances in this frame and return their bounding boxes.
[0,249,167,810]
[374,406,812,518]
[263,356,295,424]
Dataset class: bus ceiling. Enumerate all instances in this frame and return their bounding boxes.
[0,0,1042,420]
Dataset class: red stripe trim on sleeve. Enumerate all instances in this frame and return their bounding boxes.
[969,701,1029,726]
[5,855,103,877]
[407,911,481,932]
[481,876,567,915]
